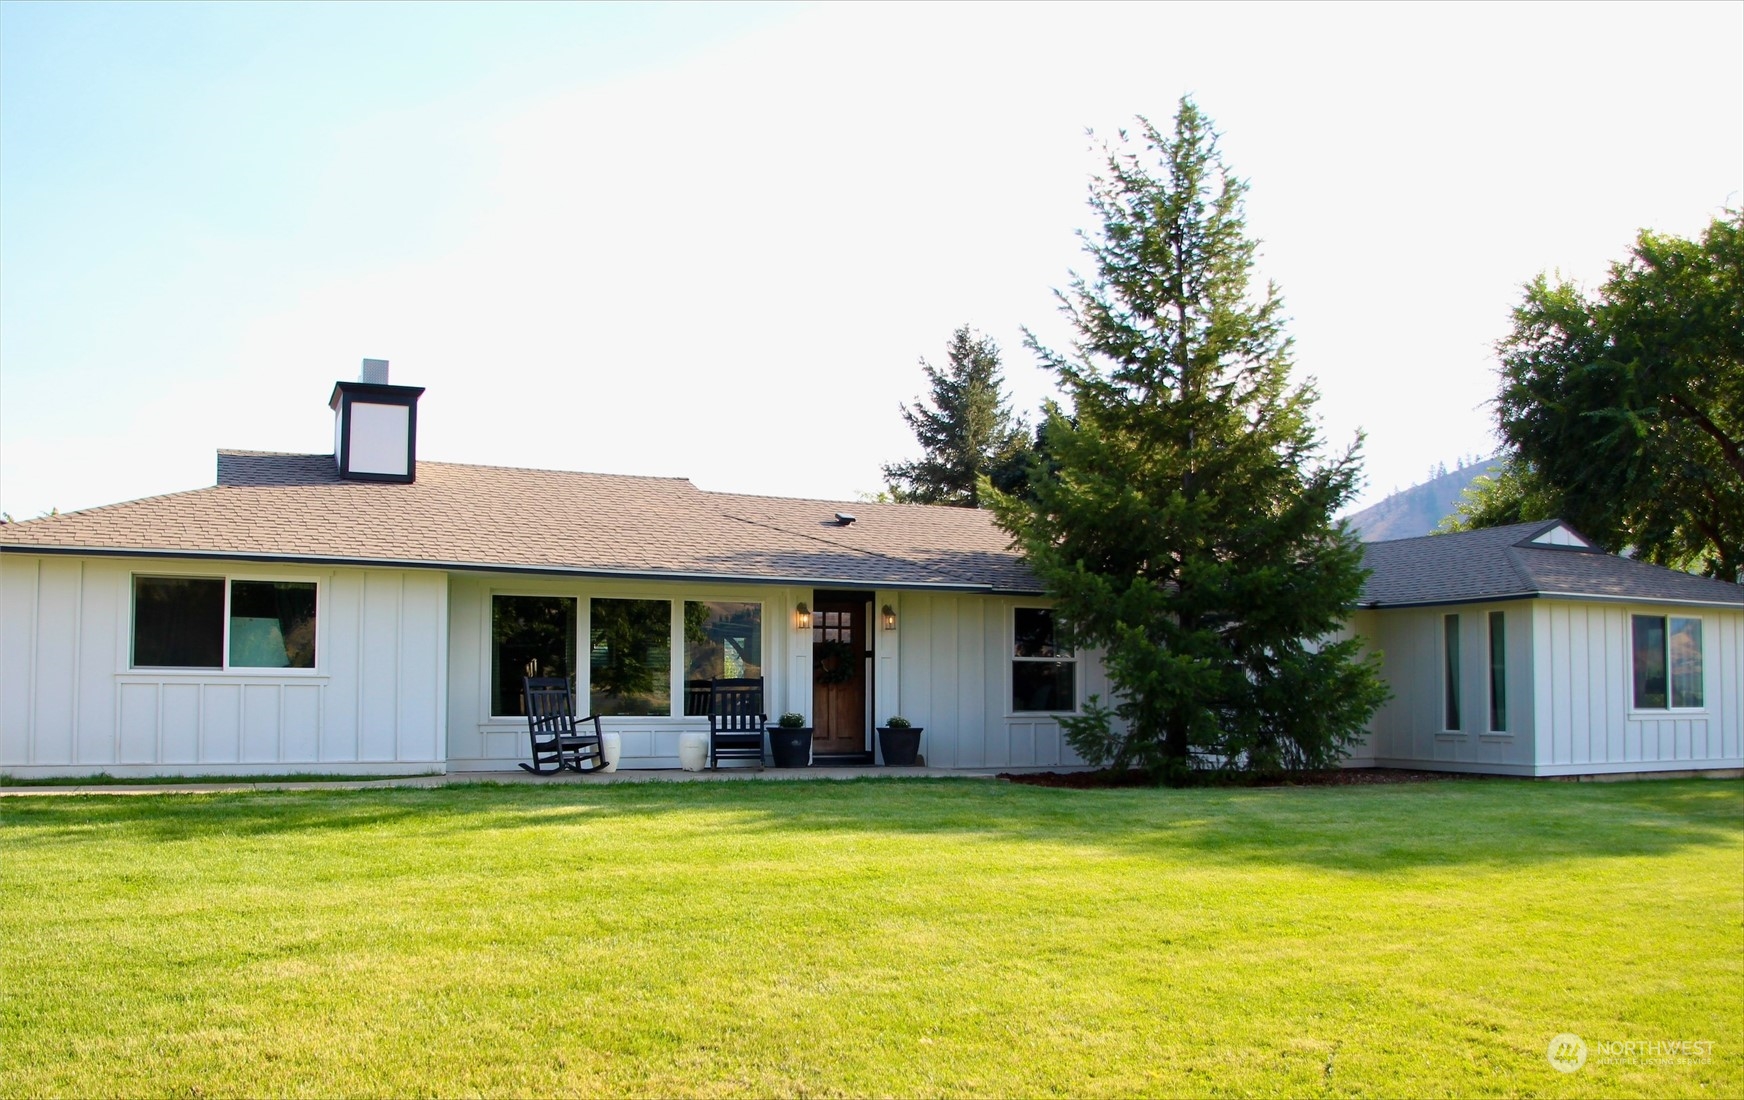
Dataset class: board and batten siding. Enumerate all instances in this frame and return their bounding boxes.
[1530,600,1742,775]
[884,592,1094,770]
[0,554,447,777]
[1352,603,1538,774]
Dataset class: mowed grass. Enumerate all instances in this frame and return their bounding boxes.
[1,779,1739,1098]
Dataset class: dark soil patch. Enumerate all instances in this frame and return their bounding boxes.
[999,767,1478,789]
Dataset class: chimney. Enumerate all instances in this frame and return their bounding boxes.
[329,359,426,483]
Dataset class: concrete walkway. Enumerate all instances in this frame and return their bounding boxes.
[0,765,1060,796]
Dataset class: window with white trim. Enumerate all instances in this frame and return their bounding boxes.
[491,595,578,717]
[1487,611,1506,732]
[1442,614,1461,731]
[132,575,316,670]
[1632,615,1704,710]
[1013,607,1075,713]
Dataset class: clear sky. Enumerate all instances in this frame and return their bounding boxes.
[2,0,1740,520]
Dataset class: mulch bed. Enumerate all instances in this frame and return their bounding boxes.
[998,767,1475,789]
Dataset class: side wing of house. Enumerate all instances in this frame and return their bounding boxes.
[1528,600,1742,776]
[1,553,447,778]
[1352,600,1742,776]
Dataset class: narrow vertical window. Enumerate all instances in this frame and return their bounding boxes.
[1443,614,1461,731]
[1487,611,1506,732]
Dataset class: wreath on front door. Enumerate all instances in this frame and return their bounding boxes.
[814,640,857,684]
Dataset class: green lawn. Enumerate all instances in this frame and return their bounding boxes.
[2,778,1738,1098]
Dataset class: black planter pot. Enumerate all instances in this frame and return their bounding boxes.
[767,727,813,768]
[877,726,923,766]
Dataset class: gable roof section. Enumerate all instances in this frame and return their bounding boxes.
[0,451,1040,593]
[1359,519,1743,609]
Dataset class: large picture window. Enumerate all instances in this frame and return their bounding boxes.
[132,576,316,670]
[1013,607,1075,713]
[682,601,762,715]
[491,595,578,717]
[591,598,672,716]
[1632,615,1703,710]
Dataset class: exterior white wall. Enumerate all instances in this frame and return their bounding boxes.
[883,591,1095,770]
[446,580,1093,771]
[0,554,447,777]
[1530,600,1742,776]
[446,574,805,770]
[1353,603,1539,774]
[1353,600,1742,776]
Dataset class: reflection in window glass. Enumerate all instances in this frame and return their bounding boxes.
[1670,618,1703,708]
[1632,615,1668,709]
[1015,607,1071,658]
[682,601,762,715]
[591,599,671,716]
[492,596,577,716]
[1012,608,1075,712]
[133,576,225,668]
[229,581,316,668]
[1443,615,1461,730]
[1487,611,1506,732]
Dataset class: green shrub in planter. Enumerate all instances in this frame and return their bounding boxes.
[777,712,807,728]
[877,716,922,765]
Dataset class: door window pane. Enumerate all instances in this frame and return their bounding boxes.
[229,581,317,668]
[682,601,762,715]
[492,596,577,716]
[1670,617,1703,708]
[1632,615,1667,709]
[590,599,671,716]
[133,576,224,668]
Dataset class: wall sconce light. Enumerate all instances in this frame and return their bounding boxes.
[881,603,897,631]
[795,601,812,630]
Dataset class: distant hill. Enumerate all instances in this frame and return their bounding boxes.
[1346,459,1503,542]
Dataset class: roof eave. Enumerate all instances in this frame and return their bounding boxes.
[0,542,1037,594]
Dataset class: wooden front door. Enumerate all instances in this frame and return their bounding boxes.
[811,596,868,754]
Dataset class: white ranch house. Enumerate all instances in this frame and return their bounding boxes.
[2,369,1739,779]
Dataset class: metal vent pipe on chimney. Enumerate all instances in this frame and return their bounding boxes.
[360,358,390,384]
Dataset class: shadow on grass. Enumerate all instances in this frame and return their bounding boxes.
[3,776,1739,873]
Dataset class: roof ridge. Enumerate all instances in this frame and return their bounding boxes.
[1358,518,1555,547]
[216,450,699,485]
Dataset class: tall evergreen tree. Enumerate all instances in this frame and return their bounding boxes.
[883,326,1030,507]
[994,100,1387,781]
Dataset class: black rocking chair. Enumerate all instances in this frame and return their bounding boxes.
[519,676,608,774]
[708,677,767,769]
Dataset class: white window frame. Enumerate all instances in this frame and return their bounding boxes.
[486,591,582,720]
[128,570,323,675]
[1010,605,1079,716]
[1628,612,1707,713]
[1441,613,1462,732]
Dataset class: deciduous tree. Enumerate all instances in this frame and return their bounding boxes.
[1452,214,1743,581]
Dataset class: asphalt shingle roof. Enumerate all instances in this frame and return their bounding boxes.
[0,452,1041,592]
[1359,520,1743,608]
